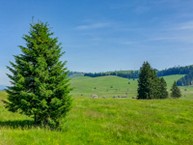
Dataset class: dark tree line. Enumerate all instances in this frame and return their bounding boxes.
[68,71,85,78]
[157,65,193,76]
[158,65,193,86]
[177,71,193,86]
[83,65,193,86]
[84,70,139,79]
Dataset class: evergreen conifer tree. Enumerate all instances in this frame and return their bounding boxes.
[137,62,168,99]
[171,81,181,98]
[137,61,157,99]
[6,21,71,128]
[158,78,168,99]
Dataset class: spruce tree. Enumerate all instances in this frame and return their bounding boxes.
[137,62,168,99]
[6,22,71,128]
[158,78,168,99]
[137,61,157,99]
[171,81,181,98]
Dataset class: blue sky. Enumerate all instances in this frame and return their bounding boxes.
[1,0,193,85]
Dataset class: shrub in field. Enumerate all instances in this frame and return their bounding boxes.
[5,21,71,128]
[171,81,181,98]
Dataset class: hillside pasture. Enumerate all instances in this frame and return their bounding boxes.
[71,76,138,98]
[71,75,186,98]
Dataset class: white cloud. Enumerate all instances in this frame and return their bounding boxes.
[175,21,193,30]
[139,20,193,44]
[75,22,111,30]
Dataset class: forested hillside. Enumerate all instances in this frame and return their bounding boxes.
[80,65,193,86]
[157,65,193,76]
[177,71,193,86]
[84,70,139,79]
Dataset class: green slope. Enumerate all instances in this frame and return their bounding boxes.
[71,75,185,98]
[71,76,137,98]
[163,75,184,88]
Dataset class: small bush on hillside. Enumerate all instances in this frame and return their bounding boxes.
[171,81,181,98]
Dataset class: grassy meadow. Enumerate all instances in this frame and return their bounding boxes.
[71,75,138,98]
[71,74,187,98]
[1,75,193,144]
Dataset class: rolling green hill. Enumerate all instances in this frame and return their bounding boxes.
[71,76,137,98]
[71,75,187,98]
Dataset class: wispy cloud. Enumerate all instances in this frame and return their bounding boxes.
[133,19,193,44]
[75,22,111,30]
[151,35,193,44]
[147,30,193,44]
[174,21,193,30]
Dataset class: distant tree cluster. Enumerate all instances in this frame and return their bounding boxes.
[158,65,193,86]
[137,62,182,99]
[137,62,168,99]
[177,71,193,86]
[84,70,139,79]
[68,71,85,78]
[157,65,193,77]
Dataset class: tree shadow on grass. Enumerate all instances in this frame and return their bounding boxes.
[0,120,35,129]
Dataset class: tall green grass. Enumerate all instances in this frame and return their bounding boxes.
[1,94,193,145]
[1,75,193,144]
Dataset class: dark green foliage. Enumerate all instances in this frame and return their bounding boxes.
[177,71,193,86]
[157,65,193,76]
[171,81,181,98]
[84,70,139,79]
[158,78,168,99]
[159,65,193,86]
[137,62,157,99]
[137,62,168,99]
[6,22,71,128]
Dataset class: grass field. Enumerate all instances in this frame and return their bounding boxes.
[70,75,188,98]
[1,95,193,144]
[71,76,137,98]
[1,75,193,145]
